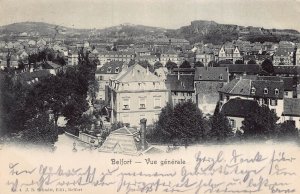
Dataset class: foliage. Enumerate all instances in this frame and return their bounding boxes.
[247,59,257,64]
[208,102,233,141]
[241,105,279,139]
[180,60,191,68]
[165,60,178,70]
[275,121,298,139]
[138,60,154,72]
[194,61,204,67]
[21,113,58,145]
[261,59,274,75]
[218,60,233,64]
[235,60,244,64]
[153,62,163,69]
[111,122,125,131]
[155,102,205,142]
[208,61,218,67]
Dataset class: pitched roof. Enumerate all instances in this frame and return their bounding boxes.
[194,67,229,82]
[258,76,293,91]
[274,66,300,75]
[221,99,260,117]
[95,61,124,74]
[111,126,139,136]
[166,74,194,92]
[219,64,260,74]
[113,64,161,82]
[283,98,300,116]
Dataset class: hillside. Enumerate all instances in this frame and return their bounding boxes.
[0,21,299,44]
[165,20,300,44]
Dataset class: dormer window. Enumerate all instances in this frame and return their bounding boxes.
[275,88,279,95]
[115,67,119,73]
[264,88,268,94]
[219,74,223,80]
[251,87,256,94]
[107,67,111,73]
[199,75,202,80]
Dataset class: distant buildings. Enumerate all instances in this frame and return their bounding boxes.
[218,46,242,63]
[98,51,135,65]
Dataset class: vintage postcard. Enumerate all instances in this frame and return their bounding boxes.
[0,0,299,193]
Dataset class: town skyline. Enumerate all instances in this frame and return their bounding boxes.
[0,0,300,31]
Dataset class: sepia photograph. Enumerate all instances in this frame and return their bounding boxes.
[0,0,299,193]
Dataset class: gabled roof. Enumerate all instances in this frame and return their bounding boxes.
[166,74,194,92]
[274,66,300,75]
[221,99,260,118]
[283,98,300,116]
[113,64,161,82]
[194,67,229,82]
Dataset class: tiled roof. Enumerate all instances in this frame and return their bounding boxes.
[221,99,260,118]
[250,80,284,99]
[194,67,229,82]
[219,64,260,74]
[166,74,194,92]
[114,64,161,82]
[258,76,293,91]
[274,66,300,75]
[95,61,124,74]
[111,126,139,136]
[283,98,300,116]
[219,77,284,99]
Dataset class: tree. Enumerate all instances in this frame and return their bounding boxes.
[180,60,191,68]
[208,61,218,67]
[275,121,298,139]
[241,105,279,139]
[209,102,233,141]
[165,60,177,70]
[21,112,58,146]
[155,101,205,142]
[154,62,163,69]
[138,60,154,72]
[247,59,257,64]
[261,59,274,75]
[235,59,244,64]
[194,61,204,67]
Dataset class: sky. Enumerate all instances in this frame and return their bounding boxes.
[0,0,299,31]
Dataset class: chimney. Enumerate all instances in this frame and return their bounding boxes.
[140,118,147,150]
[177,72,180,80]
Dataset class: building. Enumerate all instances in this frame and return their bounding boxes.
[98,51,135,65]
[273,48,293,66]
[219,64,260,80]
[67,51,79,66]
[195,50,214,66]
[218,46,242,63]
[221,99,260,133]
[282,98,300,129]
[160,49,181,66]
[218,77,284,119]
[109,64,168,126]
[194,67,229,115]
[95,61,125,100]
[296,48,300,66]
[165,74,195,107]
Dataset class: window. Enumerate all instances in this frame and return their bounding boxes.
[115,67,119,73]
[230,119,236,128]
[270,99,278,106]
[275,89,279,95]
[251,87,256,94]
[122,98,130,110]
[285,91,289,96]
[219,74,223,80]
[263,98,269,105]
[154,97,161,108]
[139,98,146,109]
[199,75,202,80]
[107,67,111,73]
[264,88,268,94]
